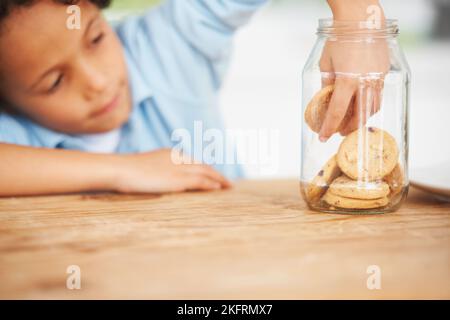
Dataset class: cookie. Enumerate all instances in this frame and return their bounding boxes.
[305,85,334,133]
[323,190,389,209]
[305,154,341,203]
[304,85,353,133]
[383,163,405,197]
[337,127,399,181]
[329,175,390,200]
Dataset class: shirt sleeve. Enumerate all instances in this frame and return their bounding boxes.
[0,112,33,146]
[116,0,269,97]
[159,0,269,64]
[0,112,66,148]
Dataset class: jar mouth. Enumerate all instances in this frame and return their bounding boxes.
[317,19,399,37]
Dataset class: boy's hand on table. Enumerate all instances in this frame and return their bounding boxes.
[113,149,232,194]
[319,0,390,141]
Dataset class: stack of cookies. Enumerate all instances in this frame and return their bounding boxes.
[305,127,404,210]
[304,86,404,210]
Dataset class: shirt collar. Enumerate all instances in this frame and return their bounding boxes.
[26,117,69,149]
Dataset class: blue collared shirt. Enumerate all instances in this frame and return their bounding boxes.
[0,0,268,180]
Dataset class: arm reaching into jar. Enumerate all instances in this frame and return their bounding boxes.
[319,0,390,142]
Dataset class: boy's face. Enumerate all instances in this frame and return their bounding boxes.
[0,0,131,134]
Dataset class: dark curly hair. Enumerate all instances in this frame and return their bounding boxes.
[0,0,111,24]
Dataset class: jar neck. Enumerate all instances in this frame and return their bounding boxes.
[317,19,399,38]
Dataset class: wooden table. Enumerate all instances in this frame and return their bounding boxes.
[0,180,449,299]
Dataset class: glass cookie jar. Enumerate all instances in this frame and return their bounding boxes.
[300,19,410,214]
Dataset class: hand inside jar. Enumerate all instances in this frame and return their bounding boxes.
[318,0,391,142]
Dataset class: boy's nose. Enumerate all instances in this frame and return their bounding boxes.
[79,60,109,100]
[87,77,108,97]
[84,72,108,99]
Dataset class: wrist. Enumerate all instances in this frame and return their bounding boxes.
[327,0,385,21]
[89,153,126,193]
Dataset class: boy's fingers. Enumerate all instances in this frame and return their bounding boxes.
[320,64,335,89]
[319,42,335,88]
[200,165,232,188]
[339,86,371,136]
[188,164,232,188]
[372,78,384,114]
[185,175,223,191]
[321,73,335,88]
[319,78,356,142]
[339,77,385,136]
[372,88,380,115]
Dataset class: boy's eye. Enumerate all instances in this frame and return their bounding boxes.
[91,32,104,45]
[47,74,64,93]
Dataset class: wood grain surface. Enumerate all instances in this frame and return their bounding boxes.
[0,180,449,299]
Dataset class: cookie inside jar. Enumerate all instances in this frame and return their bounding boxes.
[301,126,407,214]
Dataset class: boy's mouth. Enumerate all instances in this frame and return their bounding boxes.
[91,91,121,118]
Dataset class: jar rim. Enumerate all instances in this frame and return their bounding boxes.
[317,18,399,36]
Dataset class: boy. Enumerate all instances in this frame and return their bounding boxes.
[0,0,387,196]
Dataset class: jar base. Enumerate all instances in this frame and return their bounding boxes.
[300,183,409,215]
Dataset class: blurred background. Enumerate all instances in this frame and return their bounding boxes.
[106,0,450,179]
